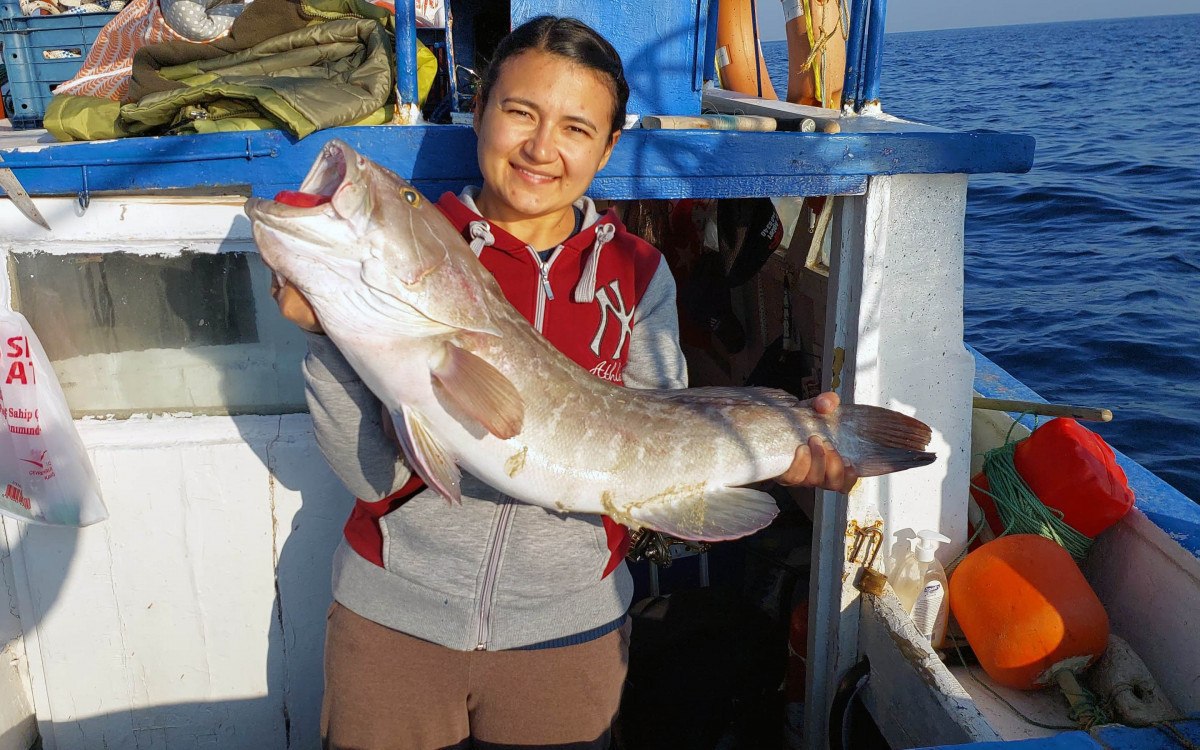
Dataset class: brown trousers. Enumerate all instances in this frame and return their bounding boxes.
[321,603,630,750]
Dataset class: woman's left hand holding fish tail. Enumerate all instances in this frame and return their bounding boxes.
[776,391,859,493]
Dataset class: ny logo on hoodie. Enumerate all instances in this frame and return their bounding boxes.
[589,280,634,360]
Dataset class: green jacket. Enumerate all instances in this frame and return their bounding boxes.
[46,0,435,141]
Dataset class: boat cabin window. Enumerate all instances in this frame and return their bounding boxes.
[9,251,307,417]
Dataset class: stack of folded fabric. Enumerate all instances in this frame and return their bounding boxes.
[44,0,435,140]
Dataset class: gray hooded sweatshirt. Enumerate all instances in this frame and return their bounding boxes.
[303,189,687,651]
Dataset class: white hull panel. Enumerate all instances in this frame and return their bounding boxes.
[2,415,348,750]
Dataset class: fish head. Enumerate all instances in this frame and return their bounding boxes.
[245,139,463,337]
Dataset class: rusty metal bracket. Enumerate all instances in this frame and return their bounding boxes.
[847,520,888,596]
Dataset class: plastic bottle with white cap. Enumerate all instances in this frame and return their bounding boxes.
[891,530,952,647]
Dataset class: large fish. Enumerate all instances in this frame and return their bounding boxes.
[245,140,935,542]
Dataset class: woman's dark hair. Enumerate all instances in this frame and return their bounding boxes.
[478,16,630,135]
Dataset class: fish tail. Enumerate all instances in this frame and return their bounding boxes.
[837,405,936,477]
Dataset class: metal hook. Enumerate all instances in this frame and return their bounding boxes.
[848,521,883,569]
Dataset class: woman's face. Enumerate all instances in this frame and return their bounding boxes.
[474,49,620,226]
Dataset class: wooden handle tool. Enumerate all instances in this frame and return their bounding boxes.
[972,397,1113,423]
[640,114,777,131]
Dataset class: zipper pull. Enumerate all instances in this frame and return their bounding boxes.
[525,244,557,301]
[539,263,555,301]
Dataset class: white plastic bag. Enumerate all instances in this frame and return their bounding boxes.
[0,290,107,526]
[413,0,445,27]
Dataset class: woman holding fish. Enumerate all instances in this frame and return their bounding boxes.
[271,16,856,750]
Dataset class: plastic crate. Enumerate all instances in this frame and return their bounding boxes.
[0,0,117,128]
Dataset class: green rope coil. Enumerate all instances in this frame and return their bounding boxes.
[1067,685,1109,730]
[973,440,1094,561]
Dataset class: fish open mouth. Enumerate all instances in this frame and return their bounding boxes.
[298,140,353,200]
[243,140,365,290]
[267,140,355,210]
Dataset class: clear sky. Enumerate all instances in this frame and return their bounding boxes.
[754,0,1200,38]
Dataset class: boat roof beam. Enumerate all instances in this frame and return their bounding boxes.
[0,120,1033,201]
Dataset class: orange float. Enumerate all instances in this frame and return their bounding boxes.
[970,418,1134,546]
[714,0,779,98]
[715,0,846,108]
[949,534,1109,691]
[782,0,847,108]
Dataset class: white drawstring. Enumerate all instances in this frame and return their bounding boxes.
[467,220,494,256]
[573,222,616,303]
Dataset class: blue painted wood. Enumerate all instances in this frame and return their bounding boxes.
[444,0,478,76]
[918,717,1200,749]
[0,125,1034,200]
[701,0,719,88]
[510,1,709,117]
[0,0,116,127]
[394,0,419,109]
[863,0,887,104]
[970,345,1200,560]
[746,0,769,98]
[439,0,460,109]
[921,733,1101,750]
[843,0,869,110]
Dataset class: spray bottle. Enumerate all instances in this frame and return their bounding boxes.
[891,530,952,647]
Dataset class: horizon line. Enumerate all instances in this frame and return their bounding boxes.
[758,10,1199,41]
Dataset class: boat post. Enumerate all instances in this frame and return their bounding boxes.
[804,172,980,749]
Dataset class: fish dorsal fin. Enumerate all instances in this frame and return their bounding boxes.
[397,406,461,504]
[626,486,779,542]
[431,342,525,440]
[643,386,802,408]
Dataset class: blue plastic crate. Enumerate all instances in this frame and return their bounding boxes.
[0,0,117,128]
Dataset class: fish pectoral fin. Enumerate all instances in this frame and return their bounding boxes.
[431,342,525,440]
[627,486,779,542]
[397,406,461,504]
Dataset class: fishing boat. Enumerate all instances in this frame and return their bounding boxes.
[0,0,1196,749]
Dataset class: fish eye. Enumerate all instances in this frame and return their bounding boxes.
[402,189,421,206]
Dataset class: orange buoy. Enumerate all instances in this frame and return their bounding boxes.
[968,418,1135,550]
[715,0,779,98]
[782,0,847,108]
[949,534,1109,691]
[715,0,847,107]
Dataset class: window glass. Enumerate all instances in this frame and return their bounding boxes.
[11,252,308,417]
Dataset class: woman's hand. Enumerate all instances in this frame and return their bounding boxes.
[271,275,324,334]
[776,391,859,493]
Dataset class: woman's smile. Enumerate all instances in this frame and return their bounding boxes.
[513,164,558,183]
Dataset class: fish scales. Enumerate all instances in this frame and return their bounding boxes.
[245,141,936,542]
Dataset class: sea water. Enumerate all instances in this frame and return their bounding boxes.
[765,14,1200,501]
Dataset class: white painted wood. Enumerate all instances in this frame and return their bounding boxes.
[802,183,872,750]
[5,415,351,750]
[805,173,974,750]
[1083,509,1200,715]
[860,591,1001,748]
[947,665,1067,741]
[703,89,947,135]
[0,521,37,750]
[803,485,859,750]
[846,174,973,570]
[0,196,253,255]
